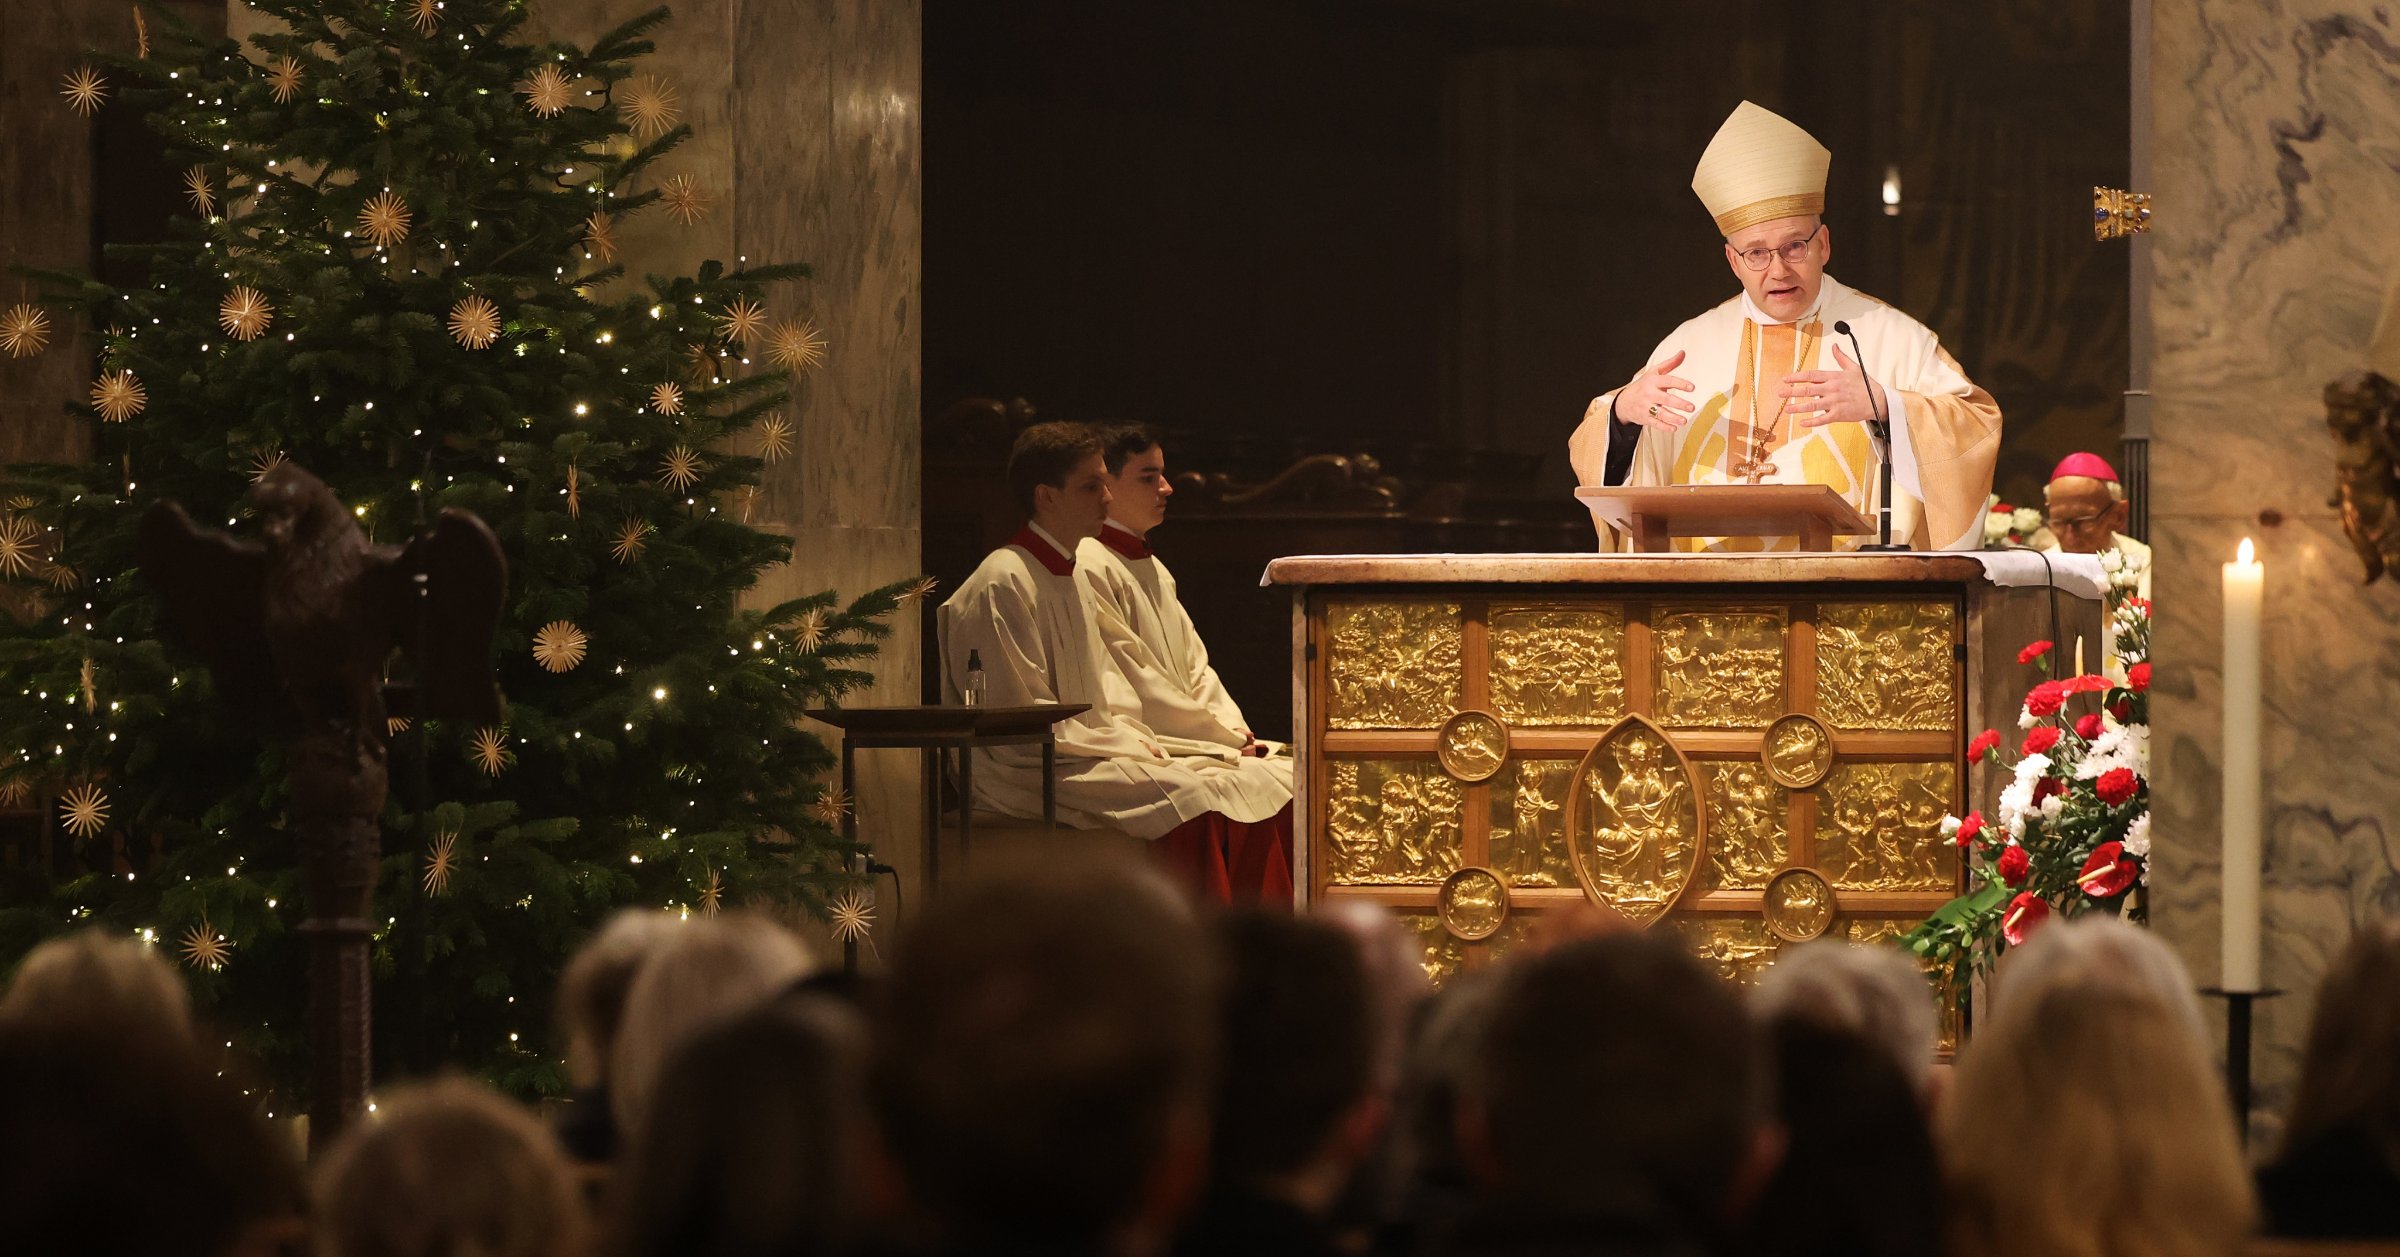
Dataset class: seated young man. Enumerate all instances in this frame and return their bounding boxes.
[937,422,1292,902]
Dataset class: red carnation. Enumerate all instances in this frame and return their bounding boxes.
[2022,726,2061,756]
[2095,767,2139,806]
[2025,680,2069,717]
[1954,811,1986,849]
[1995,502,2014,512]
[2033,776,2066,806]
[2019,640,2055,665]
[1998,843,2031,887]
[2002,891,2052,947]
[2077,841,2139,898]
[2075,713,2104,740]
[1968,730,2002,764]
[2128,662,2151,692]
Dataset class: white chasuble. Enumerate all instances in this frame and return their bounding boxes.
[1076,526,1295,807]
[935,524,1283,839]
[1567,275,2001,552]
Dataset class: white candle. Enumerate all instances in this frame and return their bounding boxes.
[2074,635,2086,678]
[2221,538,2264,992]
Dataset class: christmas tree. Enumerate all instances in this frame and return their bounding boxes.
[0,0,912,1102]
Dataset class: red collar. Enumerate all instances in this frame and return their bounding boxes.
[1098,524,1152,560]
[1007,525,1076,577]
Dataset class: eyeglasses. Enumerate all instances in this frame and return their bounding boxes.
[1732,224,1824,271]
[2045,509,2109,531]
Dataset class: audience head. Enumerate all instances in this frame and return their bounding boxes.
[315,1077,587,1257]
[1941,916,2252,1257]
[612,992,873,1257]
[609,912,816,1141]
[0,928,196,1044]
[0,1024,303,1257]
[557,909,678,1089]
[1752,940,1939,1093]
[1207,910,1382,1205]
[1006,421,1112,541]
[1098,424,1173,536]
[2281,916,2400,1162]
[1745,1017,1943,1257]
[873,853,1216,1250]
[1461,933,1772,1233]
[1316,899,1432,1085]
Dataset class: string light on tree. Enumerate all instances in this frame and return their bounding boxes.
[61,66,109,116]
[91,370,147,423]
[0,305,50,358]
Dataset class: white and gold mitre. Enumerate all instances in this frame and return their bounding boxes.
[1691,101,1831,236]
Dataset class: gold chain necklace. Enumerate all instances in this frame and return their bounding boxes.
[1733,314,1818,484]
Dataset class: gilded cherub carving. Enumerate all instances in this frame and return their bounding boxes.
[2325,370,2400,584]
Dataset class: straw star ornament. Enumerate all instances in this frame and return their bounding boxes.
[0,517,42,579]
[0,777,27,809]
[650,382,684,415]
[532,620,588,673]
[658,446,703,493]
[612,518,652,565]
[809,786,851,827]
[409,0,442,35]
[622,75,682,138]
[61,67,108,117]
[423,831,459,895]
[91,371,146,423]
[58,783,109,840]
[716,299,767,343]
[470,726,513,777]
[791,608,829,653]
[767,320,827,372]
[898,576,941,603]
[267,57,303,103]
[659,175,713,227]
[520,63,573,117]
[179,923,231,971]
[583,213,618,264]
[753,415,794,463]
[699,869,724,916]
[359,190,413,248]
[248,448,288,483]
[564,463,582,519]
[828,889,874,944]
[0,305,51,358]
[449,296,502,349]
[184,167,217,216]
[220,287,274,340]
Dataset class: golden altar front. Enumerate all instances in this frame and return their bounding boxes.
[1266,552,2103,989]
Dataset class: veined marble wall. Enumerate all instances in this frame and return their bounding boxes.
[2149,0,2400,1143]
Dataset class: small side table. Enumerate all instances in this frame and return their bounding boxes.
[805,703,1089,968]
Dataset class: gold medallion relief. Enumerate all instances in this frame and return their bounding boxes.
[1438,866,1511,941]
[1816,602,1956,731]
[1326,601,1462,729]
[1567,716,1702,927]
[1697,762,1787,891]
[1819,761,1958,892]
[1488,605,1627,726]
[1325,760,1464,884]
[1761,712,1835,789]
[1489,758,1578,889]
[1763,867,1838,942]
[1436,710,1510,783]
[1653,606,1787,728]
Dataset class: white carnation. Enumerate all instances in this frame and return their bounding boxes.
[1984,511,2011,545]
[2099,547,2123,573]
[2122,811,2151,858]
[2039,793,2066,822]
[2012,507,2043,534]
[1940,814,1963,838]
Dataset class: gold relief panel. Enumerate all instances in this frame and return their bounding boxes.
[1763,867,1838,942]
[1437,866,1511,941]
[1816,602,1957,732]
[1395,911,1467,986]
[1844,918,1918,948]
[1326,600,1462,729]
[1325,760,1465,885]
[1489,758,1578,889]
[1819,761,1958,892]
[1652,605,1787,728]
[1676,916,1781,985]
[1436,710,1510,783]
[1567,716,1702,927]
[1696,761,1787,892]
[1487,605,1627,727]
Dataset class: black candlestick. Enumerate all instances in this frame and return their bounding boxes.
[2201,986,2283,1146]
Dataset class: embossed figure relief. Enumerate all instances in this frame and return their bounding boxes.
[1326,601,1462,729]
[1844,918,1914,948]
[1395,910,1467,985]
[1568,718,1702,925]
[1325,760,1465,884]
[1438,866,1510,940]
[1490,759,1578,888]
[1488,605,1628,726]
[1652,606,1786,727]
[1816,602,1957,731]
[1762,713,1834,789]
[1677,916,1780,984]
[1697,762,1787,891]
[1436,710,1509,783]
[1819,762,1957,891]
[1763,867,1837,942]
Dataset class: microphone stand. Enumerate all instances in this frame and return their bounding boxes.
[1837,319,1908,551]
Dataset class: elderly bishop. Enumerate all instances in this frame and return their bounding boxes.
[1568,101,2002,551]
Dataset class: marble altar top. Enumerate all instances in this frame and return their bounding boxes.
[1261,550,2105,600]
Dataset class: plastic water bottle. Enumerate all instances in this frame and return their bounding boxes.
[961,649,986,707]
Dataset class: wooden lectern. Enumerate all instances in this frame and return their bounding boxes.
[1576,484,1874,552]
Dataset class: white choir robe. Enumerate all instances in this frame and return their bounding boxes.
[1568,275,2001,552]
[935,524,1285,840]
[1076,523,1295,804]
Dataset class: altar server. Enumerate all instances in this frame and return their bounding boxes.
[937,423,1292,901]
[1567,101,2002,552]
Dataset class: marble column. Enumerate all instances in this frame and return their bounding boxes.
[2148,0,2400,1144]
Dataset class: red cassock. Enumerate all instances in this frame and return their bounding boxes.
[1152,802,1295,906]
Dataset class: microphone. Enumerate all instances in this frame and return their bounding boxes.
[1831,319,1905,551]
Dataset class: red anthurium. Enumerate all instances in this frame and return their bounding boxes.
[1998,844,2031,887]
[2002,891,2051,946]
[2075,713,2104,740]
[2077,841,2139,898]
[1969,730,2002,764]
[2095,767,2139,806]
[2019,640,2054,665]
[2022,727,2061,756]
[2063,674,2113,694]
[2109,700,2133,723]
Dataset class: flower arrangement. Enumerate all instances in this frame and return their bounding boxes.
[1905,554,2151,980]
[1981,495,2045,548]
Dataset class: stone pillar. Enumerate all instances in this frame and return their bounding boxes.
[2147,0,2400,1144]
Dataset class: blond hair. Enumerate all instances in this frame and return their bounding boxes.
[555,909,677,1088]
[0,929,194,1043]
[608,913,815,1141]
[314,1077,587,1257]
[1942,920,2253,1257]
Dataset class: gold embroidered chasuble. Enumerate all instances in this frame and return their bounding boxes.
[1568,275,2001,552]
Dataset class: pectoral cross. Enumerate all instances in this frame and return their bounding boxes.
[1732,439,1777,484]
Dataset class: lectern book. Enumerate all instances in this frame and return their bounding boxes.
[1574,484,1877,552]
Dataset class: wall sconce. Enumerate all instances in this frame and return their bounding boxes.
[1881,165,1901,217]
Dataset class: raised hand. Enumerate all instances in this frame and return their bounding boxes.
[1783,344,1879,428]
[1614,350,1698,430]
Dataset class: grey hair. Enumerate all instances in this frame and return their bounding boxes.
[1752,940,1940,1090]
